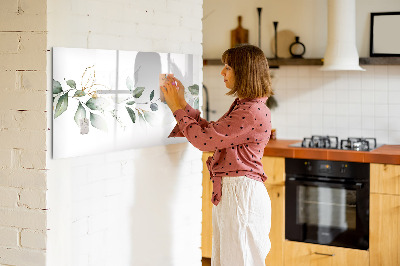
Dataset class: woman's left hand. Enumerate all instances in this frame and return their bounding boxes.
[160,78,183,113]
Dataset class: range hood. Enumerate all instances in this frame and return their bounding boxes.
[320,0,365,71]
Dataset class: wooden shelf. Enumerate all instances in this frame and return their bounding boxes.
[203,57,400,67]
[268,58,323,67]
[203,58,323,67]
[359,57,400,65]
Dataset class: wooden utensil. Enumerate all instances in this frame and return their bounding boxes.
[231,16,249,48]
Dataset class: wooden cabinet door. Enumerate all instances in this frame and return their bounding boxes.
[264,184,285,266]
[202,152,213,258]
[284,241,369,266]
[262,156,285,186]
[370,193,400,266]
[370,163,400,195]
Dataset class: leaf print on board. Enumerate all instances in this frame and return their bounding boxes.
[138,111,146,126]
[53,80,63,94]
[90,113,108,132]
[81,66,95,90]
[132,87,145,98]
[86,97,110,111]
[188,84,199,95]
[74,102,86,125]
[150,103,158,111]
[73,90,86,97]
[126,107,136,123]
[194,97,199,109]
[143,111,158,127]
[54,93,68,118]
[52,47,201,159]
[126,76,133,91]
[66,80,76,89]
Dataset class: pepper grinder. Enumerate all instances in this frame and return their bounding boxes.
[273,21,279,58]
[257,8,262,48]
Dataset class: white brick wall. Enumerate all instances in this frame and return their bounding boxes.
[46,1,203,266]
[0,0,48,265]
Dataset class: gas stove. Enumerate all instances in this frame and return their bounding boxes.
[289,135,382,151]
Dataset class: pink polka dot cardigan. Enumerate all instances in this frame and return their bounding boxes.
[168,97,271,206]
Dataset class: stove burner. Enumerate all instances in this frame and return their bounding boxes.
[294,136,378,151]
[340,137,377,151]
[301,135,339,149]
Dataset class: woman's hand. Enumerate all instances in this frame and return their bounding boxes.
[172,77,187,108]
[160,78,184,114]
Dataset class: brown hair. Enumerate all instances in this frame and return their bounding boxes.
[221,44,273,99]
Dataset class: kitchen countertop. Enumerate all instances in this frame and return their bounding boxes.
[263,139,400,165]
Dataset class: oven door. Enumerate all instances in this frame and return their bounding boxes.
[285,177,369,250]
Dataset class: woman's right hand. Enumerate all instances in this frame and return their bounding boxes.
[169,77,187,108]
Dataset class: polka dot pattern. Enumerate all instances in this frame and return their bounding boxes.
[168,97,272,206]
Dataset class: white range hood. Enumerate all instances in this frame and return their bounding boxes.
[320,0,365,71]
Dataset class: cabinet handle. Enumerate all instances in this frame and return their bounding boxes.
[313,252,335,257]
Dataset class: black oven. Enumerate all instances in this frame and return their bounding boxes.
[285,158,369,250]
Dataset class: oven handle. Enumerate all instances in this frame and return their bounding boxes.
[286,177,364,189]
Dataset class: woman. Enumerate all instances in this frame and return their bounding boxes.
[161,44,273,266]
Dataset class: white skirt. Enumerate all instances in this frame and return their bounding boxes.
[211,176,271,266]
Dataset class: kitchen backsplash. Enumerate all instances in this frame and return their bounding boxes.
[203,65,400,144]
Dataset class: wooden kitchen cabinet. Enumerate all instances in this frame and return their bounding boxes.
[262,156,285,266]
[202,152,213,258]
[370,193,400,266]
[264,184,285,266]
[201,153,286,265]
[370,163,400,195]
[370,163,400,266]
[261,156,285,186]
[284,240,369,266]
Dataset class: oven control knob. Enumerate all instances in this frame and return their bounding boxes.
[304,161,312,171]
[340,164,347,174]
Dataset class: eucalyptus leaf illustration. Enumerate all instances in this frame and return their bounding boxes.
[126,101,135,105]
[74,102,86,125]
[143,111,157,126]
[132,87,145,98]
[73,90,86,97]
[66,80,76,89]
[53,80,62,94]
[126,76,133,91]
[150,103,158,111]
[80,66,106,97]
[194,97,199,109]
[82,66,95,90]
[126,107,136,123]
[138,111,146,126]
[188,84,199,95]
[150,90,154,101]
[86,97,110,111]
[90,113,108,132]
[54,93,68,118]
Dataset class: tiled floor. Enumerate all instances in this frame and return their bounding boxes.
[202,257,211,266]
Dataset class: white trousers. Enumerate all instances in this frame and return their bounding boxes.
[212,176,272,266]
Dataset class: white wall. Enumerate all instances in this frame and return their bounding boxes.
[46,0,203,266]
[203,0,400,58]
[271,65,400,144]
[0,0,48,265]
[204,64,400,144]
[203,0,400,145]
